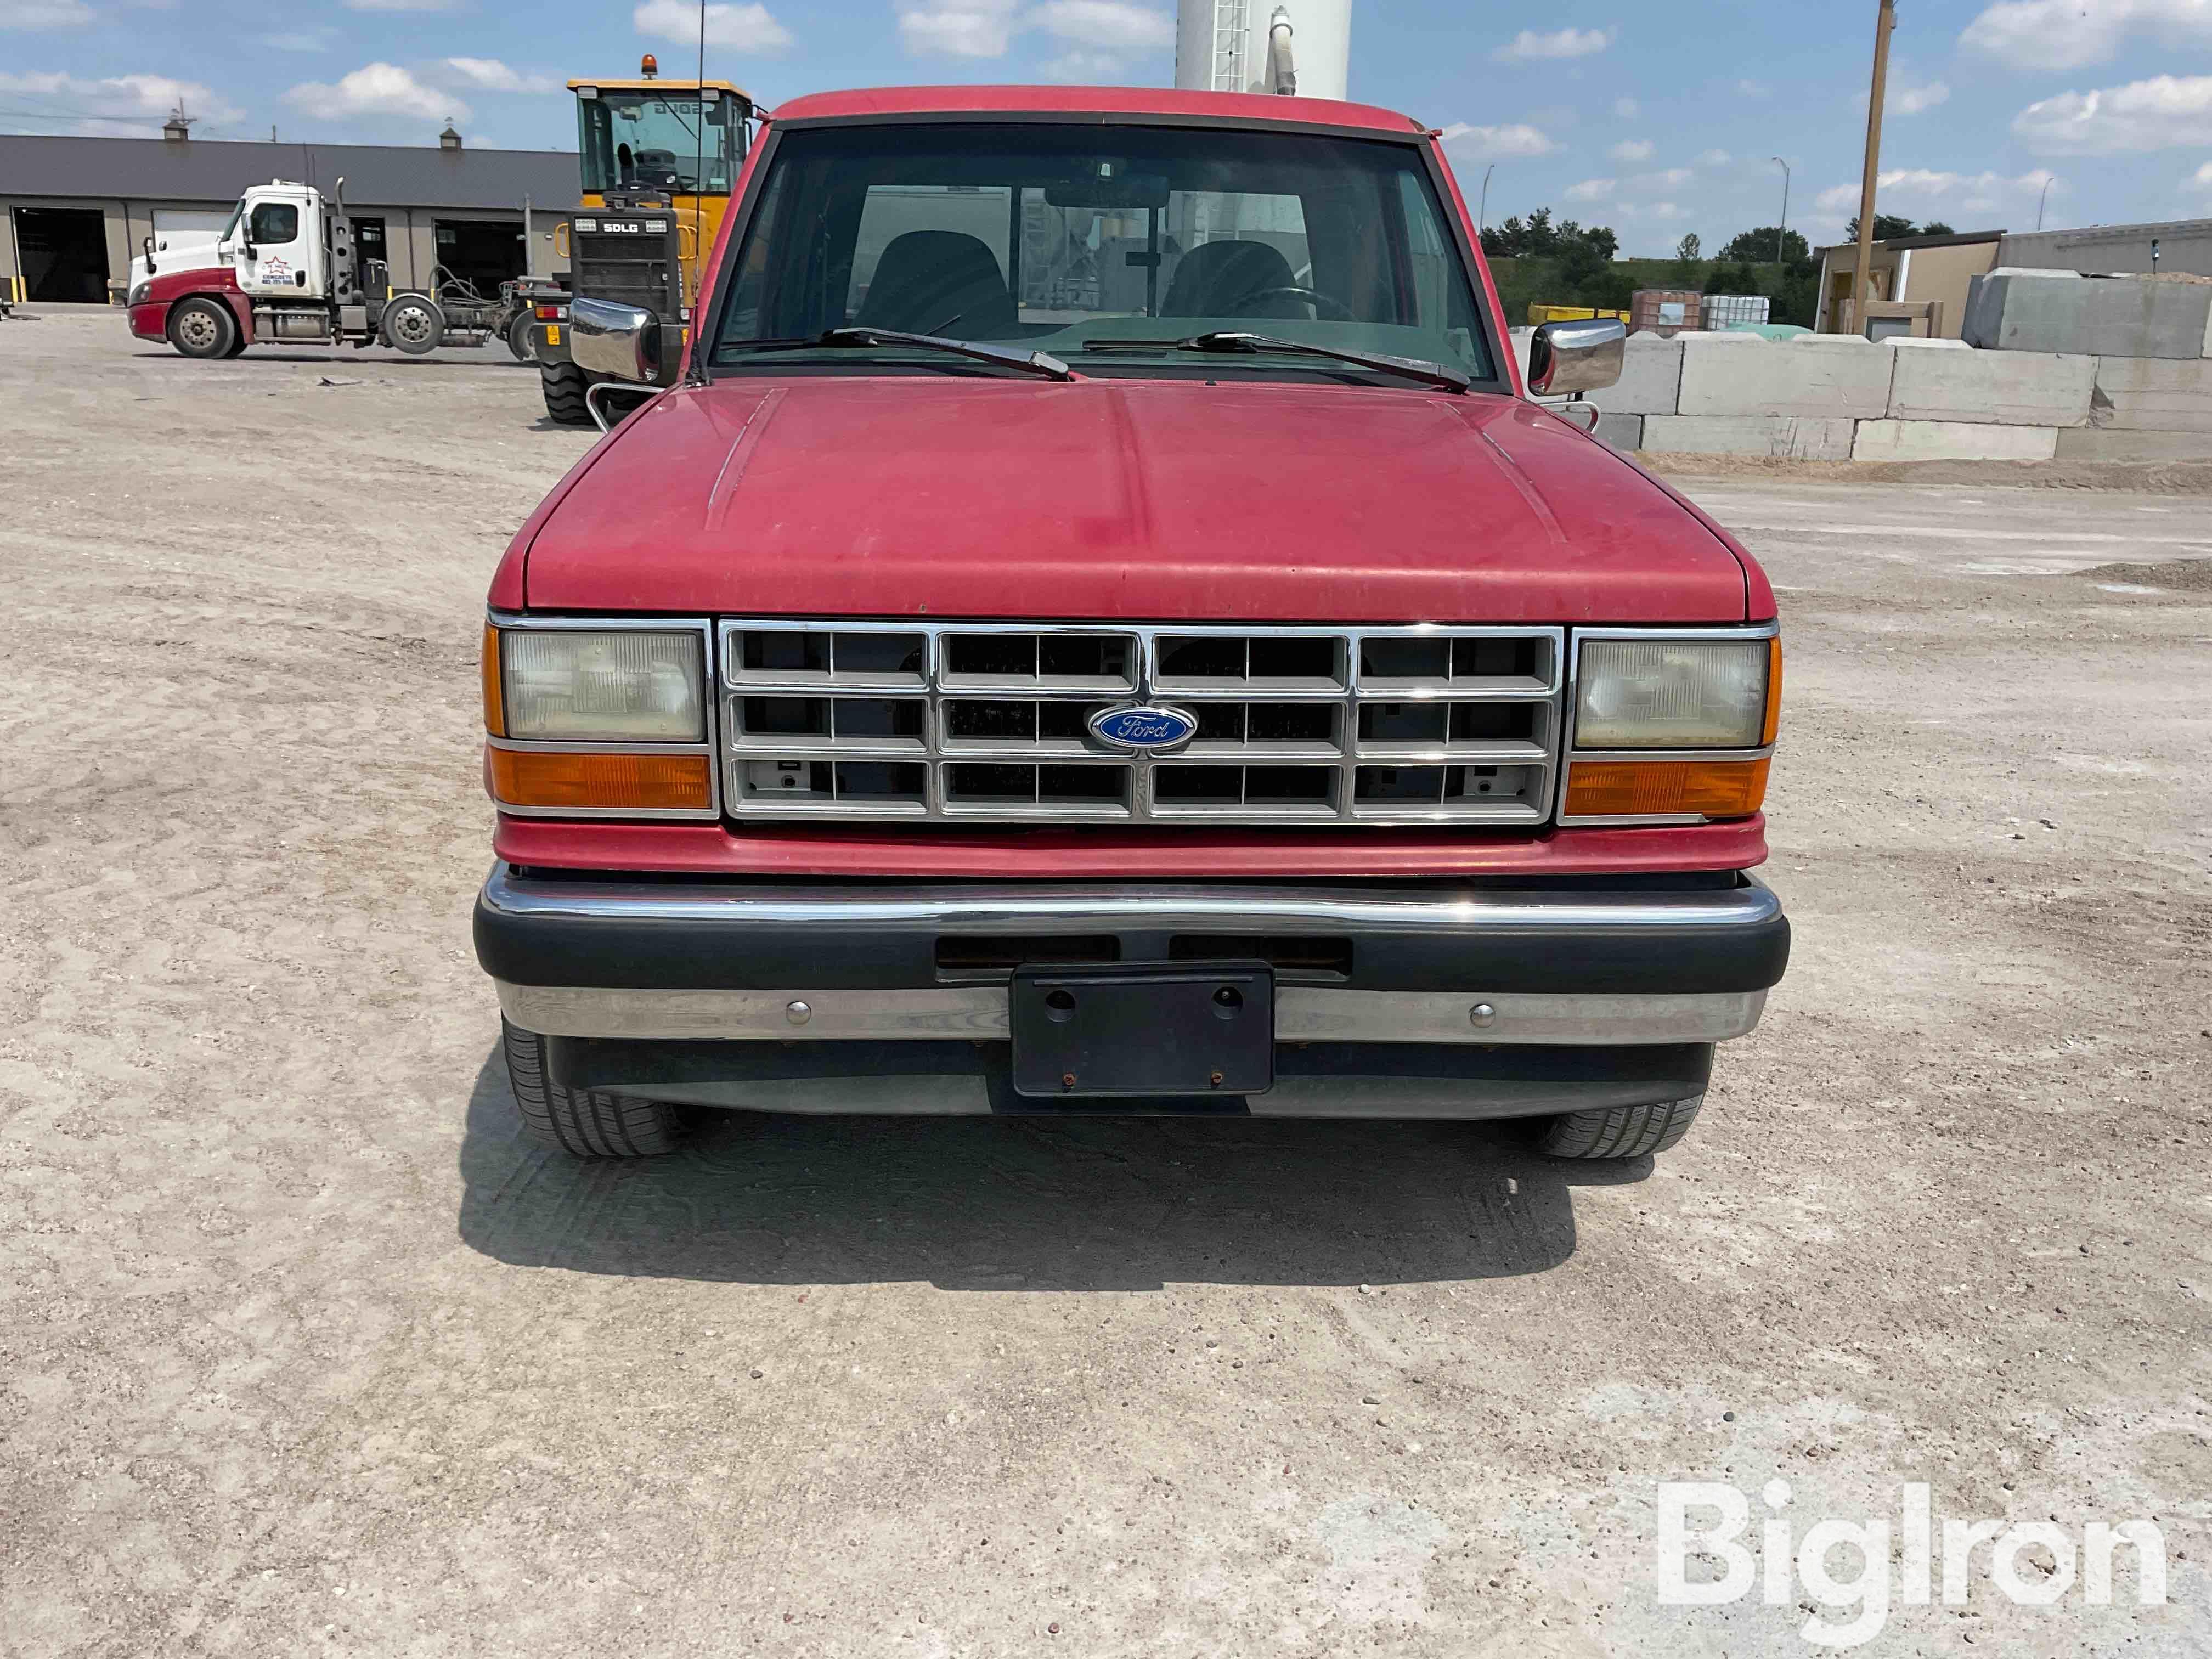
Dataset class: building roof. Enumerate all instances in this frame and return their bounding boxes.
[0,133,578,210]
[769,84,1426,136]
[2001,217,2212,245]
[1814,229,2005,256]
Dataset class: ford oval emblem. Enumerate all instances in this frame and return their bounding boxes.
[1088,702,1200,752]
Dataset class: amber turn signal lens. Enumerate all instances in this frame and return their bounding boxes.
[488,748,712,812]
[481,624,505,737]
[1762,637,1784,747]
[1564,758,1770,820]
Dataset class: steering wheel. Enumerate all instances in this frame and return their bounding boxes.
[1232,285,1356,321]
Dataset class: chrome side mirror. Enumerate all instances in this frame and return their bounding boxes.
[1528,318,1626,396]
[570,296,660,384]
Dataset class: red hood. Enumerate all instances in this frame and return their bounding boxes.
[520,376,1754,622]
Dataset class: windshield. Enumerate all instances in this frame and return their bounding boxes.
[578,91,744,195]
[710,121,1497,382]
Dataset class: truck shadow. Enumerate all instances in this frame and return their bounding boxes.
[455,1049,1646,1290]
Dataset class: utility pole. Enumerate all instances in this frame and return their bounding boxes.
[1849,0,1897,336]
[1772,157,1791,264]
[1479,163,1495,237]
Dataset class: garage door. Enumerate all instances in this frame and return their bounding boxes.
[14,206,109,304]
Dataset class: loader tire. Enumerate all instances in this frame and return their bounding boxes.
[1536,1094,1705,1160]
[500,1019,690,1158]
[540,360,593,426]
[168,297,236,360]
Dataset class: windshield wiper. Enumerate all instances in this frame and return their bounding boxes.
[720,327,1073,382]
[1077,331,1470,393]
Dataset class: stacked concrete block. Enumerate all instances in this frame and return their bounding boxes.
[1851,421,2061,462]
[1886,347,2095,427]
[2057,427,2212,461]
[1643,414,1857,461]
[1677,334,1895,420]
[1963,271,2212,361]
[1587,333,1685,416]
[2089,357,2212,431]
[1593,413,1645,453]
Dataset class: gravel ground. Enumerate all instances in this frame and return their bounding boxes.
[4,309,2208,1657]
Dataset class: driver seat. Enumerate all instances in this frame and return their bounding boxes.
[856,231,1017,336]
[1160,240,1305,319]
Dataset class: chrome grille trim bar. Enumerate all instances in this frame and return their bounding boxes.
[718,620,1565,826]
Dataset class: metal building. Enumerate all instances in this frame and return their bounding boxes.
[0,129,577,306]
[1175,0,1353,100]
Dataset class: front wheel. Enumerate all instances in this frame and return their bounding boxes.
[500,1020,690,1157]
[1537,1094,1705,1160]
[167,296,236,359]
[540,360,593,426]
[382,294,444,354]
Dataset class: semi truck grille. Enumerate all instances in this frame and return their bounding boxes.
[718,622,1564,827]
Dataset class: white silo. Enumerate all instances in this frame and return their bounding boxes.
[1175,0,1352,102]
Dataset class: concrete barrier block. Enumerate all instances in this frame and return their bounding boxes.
[1851,420,2060,462]
[2056,426,2212,461]
[1594,413,1644,453]
[1965,272,2212,360]
[2091,356,2212,432]
[1643,414,1856,460]
[1677,335,1894,419]
[1888,348,2096,426]
[1509,326,1533,384]
[1587,334,1684,416]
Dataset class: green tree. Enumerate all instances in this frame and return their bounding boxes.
[1719,226,1810,264]
[1843,213,1920,242]
[1703,261,1763,297]
[1675,233,1702,263]
[1482,208,1619,263]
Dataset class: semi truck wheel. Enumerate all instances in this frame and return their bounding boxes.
[540,361,594,426]
[167,297,236,359]
[500,1019,690,1157]
[505,312,535,363]
[1537,1094,1704,1160]
[382,295,444,354]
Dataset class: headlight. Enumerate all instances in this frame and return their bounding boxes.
[129,282,150,306]
[1575,639,1772,750]
[495,628,706,741]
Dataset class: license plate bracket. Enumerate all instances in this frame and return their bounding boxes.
[1010,962,1274,1099]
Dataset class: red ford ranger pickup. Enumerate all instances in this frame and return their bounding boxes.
[473,86,1788,1160]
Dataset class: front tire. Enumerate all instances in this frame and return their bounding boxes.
[501,1019,690,1157]
[540,360,593,426]
[1537,1094,1705,1160]
[167,297,236,359]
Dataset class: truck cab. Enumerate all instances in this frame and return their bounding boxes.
[475,87,1788,1161]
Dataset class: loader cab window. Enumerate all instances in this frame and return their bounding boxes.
[249,203,299,245]
[578,91,746,195]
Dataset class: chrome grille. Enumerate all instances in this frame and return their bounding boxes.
[719,622,1564,826]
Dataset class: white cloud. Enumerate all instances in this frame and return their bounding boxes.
[1737,78,1771,99]
[342,0,458,10]
[1638,202,1685,221]
[0,69,240,131]
[1962,0,2212,71]
[635,0,793,51]
[259,29,334,51]
[2197,161,2212,184]
[1612,96,1640,119]
[1564,178,1616,202]
[1041,48,1130,81]
[443,58,558,94]
[1491,26,1612,61]
[1697,148,1733,167]
[1895,79,1951,115]
[2,0,94,25]
[2013,74,2212,153]
[1030,0,1172,48]
[1436,121,1557,159]
[283,63,458,122]
[1814,167,2058,216]
[1609,138,1654,163]
[1637,167,1695,189]
[900,0,1019,55]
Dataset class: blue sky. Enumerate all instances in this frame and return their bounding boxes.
[4,0,2209,256]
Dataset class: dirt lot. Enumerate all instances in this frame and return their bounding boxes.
[4,309,2208,1657]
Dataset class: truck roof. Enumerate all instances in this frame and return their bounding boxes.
[768,84,1429,138]
[568,78,752,97]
